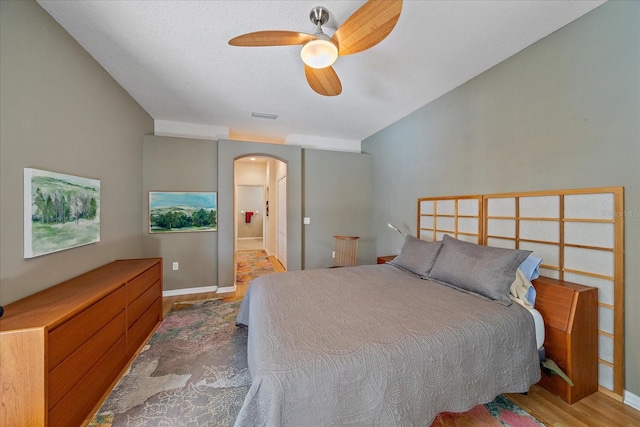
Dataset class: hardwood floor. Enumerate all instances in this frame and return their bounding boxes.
[161,257,640,426]
[506,386,640,426]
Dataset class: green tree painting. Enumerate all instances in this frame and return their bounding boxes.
[24,168,100,258]
[149,192,217,233]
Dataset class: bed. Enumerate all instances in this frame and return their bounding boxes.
[234,235,541,426]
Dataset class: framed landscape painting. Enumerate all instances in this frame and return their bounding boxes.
[149,191,217,233]
[24,168,100,258]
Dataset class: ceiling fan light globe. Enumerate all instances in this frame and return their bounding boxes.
[301,39,338,69]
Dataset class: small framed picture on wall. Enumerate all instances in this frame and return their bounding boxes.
[148,191,217,233]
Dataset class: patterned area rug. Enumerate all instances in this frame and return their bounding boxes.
[88,299,248,427]
[89,299,545,427]
[432,395,544,426]
[235,249,276,286]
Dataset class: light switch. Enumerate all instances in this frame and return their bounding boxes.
[303,217,311,225]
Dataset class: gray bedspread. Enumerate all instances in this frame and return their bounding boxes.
[235,264,540,426]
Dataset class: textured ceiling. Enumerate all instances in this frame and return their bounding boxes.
[37,0,605,146]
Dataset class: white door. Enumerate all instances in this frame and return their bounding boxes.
[277,176,287,269]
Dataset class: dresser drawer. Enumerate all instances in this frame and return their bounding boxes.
[48,335,126,427]
[48,286,126,371]
[128,280,161,329]
[127,264,161,303]
[127,297,161,355]
[48,311,126,409]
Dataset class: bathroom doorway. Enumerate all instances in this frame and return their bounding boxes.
[236,185,264,250]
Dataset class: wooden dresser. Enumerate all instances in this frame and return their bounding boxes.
[0,258,162,427]
[532,276,598,404]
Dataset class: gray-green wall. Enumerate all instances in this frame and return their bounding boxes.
[363,0,639,397]
[142,136,218,292]
[303,149,373,268]
[0,0,153,304]
[142,138,373,290]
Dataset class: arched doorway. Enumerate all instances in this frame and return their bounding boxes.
[217,140,302,292]
[234,156,287,269]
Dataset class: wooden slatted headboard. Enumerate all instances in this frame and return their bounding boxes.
[417,187,624,401]
[417,195,483,243]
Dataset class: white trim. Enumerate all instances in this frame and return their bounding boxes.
[286,133,361,152]
[154,120,363,152]
[624,390,640,411]
[216,285,237,294]
[162,285,217,297]
[154,120,228,141]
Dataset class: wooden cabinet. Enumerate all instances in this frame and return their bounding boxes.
[532,276,598,404]
[0,258,162,427]
[377,255,396,264]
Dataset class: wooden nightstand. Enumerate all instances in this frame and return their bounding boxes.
[533,276,598,404]
[377,255,396,264]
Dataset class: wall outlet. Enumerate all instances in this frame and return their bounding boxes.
[172,262,179,271]
[303,217,311,225]
[332,251,335,259]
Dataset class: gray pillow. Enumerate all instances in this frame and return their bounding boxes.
[427,235,532,306]
[389,235,442,277]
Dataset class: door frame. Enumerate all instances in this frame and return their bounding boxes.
[217,140,302,291]
[276,175,287,269]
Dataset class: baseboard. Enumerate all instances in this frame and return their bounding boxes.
[162,285,218,297]
[216,285,237,294]
[624,390,640,411]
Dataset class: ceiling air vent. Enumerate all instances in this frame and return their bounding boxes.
[251,112,278,120]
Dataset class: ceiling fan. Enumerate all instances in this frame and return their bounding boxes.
[228,0,403,96]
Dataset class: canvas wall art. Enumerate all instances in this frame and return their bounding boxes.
[24,168,100,258]
[149,191,217,233]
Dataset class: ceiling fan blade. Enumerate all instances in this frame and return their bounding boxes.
[229,31,315,47]
[304,65,342,96]
[331,0,403,56]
